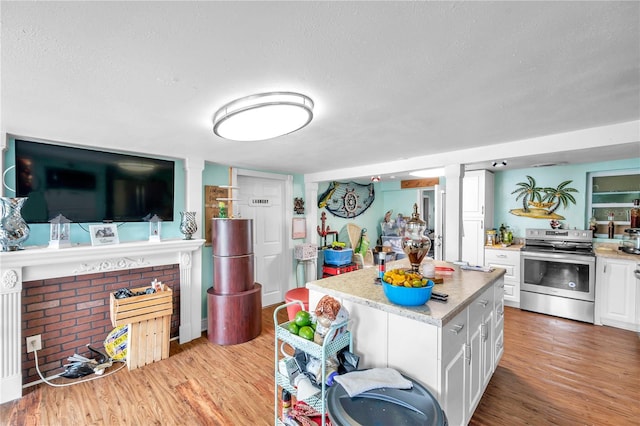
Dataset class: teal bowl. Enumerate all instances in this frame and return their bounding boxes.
[382,280,434,306]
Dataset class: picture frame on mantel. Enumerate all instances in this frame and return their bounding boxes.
[292,217,306,239]
[89,224,120,246]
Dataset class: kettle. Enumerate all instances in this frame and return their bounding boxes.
[621,228,640,254]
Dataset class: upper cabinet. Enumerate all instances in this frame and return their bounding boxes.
[463,170,494,217]
[587,170,640,237]
[462,170,494,265]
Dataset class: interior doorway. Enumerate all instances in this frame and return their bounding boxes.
[235,170,292,307]
[423,185,445,260]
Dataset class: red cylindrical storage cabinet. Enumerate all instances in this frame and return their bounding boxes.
[207,284,262,345]
[212,218,253,256]
[208,218,262,345]
[212,218,255,294]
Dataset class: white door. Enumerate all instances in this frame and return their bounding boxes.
[433,185,446,261]
[236,174,287,307]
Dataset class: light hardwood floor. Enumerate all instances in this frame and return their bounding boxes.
[1,306,639,425]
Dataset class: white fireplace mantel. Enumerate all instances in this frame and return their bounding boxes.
[0,238,205,404]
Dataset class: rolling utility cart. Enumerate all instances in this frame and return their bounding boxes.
[274,301,352,425]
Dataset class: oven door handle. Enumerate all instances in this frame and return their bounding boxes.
[521,250,595,264]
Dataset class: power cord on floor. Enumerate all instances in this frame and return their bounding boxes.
[33,344,126,387]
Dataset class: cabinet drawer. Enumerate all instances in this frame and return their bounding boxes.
[485,249,521,282]
[442,308,468,362]
[503,282,515,297]
[487,262,515,279]
[469,285,494,322]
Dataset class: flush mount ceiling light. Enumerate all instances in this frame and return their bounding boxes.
[371,176,381,182]
[410,167,445,178]
[212,92,314,141]
[492,161,507,168]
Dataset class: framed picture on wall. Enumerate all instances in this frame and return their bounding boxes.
[89,224,120,246]
[292,217,306,239]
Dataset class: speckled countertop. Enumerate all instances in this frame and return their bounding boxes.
[485,243,524,251]
[306,258,506,327]
[594,242,640,261]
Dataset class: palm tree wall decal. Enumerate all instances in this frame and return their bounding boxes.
[509,176,579,219]
[543,180,578,215]
[511,176,543,213]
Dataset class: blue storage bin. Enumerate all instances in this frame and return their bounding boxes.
[324,248,353,266]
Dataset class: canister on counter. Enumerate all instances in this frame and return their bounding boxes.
[377,252,386,278]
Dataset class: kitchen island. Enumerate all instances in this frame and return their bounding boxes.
[306,259,506,426]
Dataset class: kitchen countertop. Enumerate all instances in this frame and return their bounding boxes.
[306,258,505,327]
[485,243,524,251]
[594,242,640,261]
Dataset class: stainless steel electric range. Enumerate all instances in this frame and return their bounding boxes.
[520,229,595,323]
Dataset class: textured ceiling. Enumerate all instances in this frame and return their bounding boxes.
[1,1,639,181]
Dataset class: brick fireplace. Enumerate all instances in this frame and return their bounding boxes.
[0,238,204,404]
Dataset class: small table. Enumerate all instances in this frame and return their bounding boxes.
[296,258,317,287]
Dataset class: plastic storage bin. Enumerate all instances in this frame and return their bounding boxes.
[324,248,353,266]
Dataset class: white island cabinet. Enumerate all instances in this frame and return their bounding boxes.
[307,259,505,426]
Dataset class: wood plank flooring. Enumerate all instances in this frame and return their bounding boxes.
[1,306,639,425]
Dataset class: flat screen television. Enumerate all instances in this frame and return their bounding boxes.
[14,139,175,223]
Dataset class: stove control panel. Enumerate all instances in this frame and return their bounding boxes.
[525,229,593,242]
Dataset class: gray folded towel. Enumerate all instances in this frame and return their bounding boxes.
[333,367,413,397]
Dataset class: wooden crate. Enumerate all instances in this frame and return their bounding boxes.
[110,286,173,327]
[127,315,171,370]
[109,287,173,370]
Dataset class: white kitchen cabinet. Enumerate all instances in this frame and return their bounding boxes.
[493,280,505,367]
[462,170,494,266]
[441,277,504,426]
[467,284,495,418]
[595,257,638,331]
[441,307,468,426]
[462,218,484,266]
[485,248,521,307]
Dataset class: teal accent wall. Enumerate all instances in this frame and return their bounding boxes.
[493,158,640,238]
[316,181,383,247]
[316,179,441,248]
[2,138,186,247]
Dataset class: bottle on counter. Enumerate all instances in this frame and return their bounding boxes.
[607,213,615,239]
[630,199,640,229]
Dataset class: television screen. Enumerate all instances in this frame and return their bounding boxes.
[15,139,175,223]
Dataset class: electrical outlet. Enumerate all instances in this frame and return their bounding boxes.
[26,335,42,353]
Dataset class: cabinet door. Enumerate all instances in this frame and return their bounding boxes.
[481,311,494,387]
[494,329,504,368]
[463,170,494,219]
[468,286,493,416]
[467,311,483,416]
[598,258,637,330]
[442,344,466,426]
[463,171,486,216]
[462,218,484,265]
[441,308,468,426]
